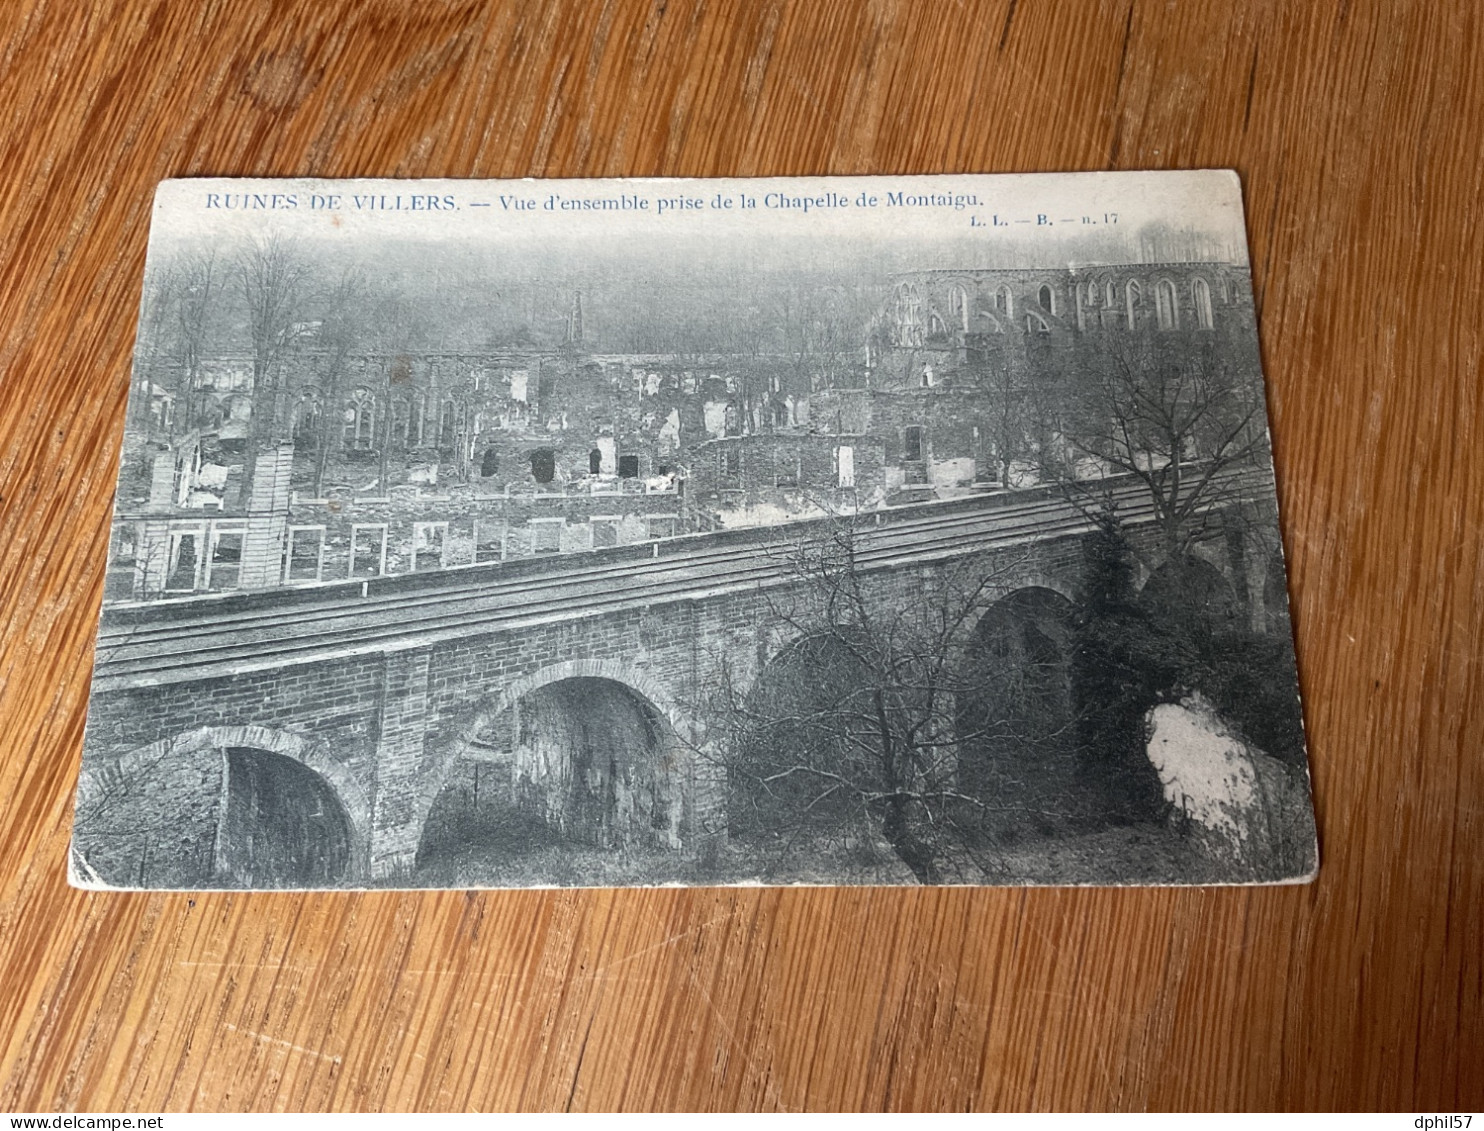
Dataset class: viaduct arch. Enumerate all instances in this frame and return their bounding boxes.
[73,724,368,887]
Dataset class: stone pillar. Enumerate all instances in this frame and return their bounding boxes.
[238,442,294,590]
[147,450,177,509]
[369,647,432,878]
[687,741,729,852]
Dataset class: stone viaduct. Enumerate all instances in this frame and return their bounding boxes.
[71,467,1279,888]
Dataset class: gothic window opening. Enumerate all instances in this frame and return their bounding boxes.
[293,390,322,449]
[995,285,1014,316]
[1193,277,1214,329]
[343,388,376,450]
[392,399,410,445]
[589,448,603,475]
[439,401,457,448]
[949,285,970,331]
[1156,278,1179,329]
[1037,284,1056,314]
[410,395,426,445]
[1126,279,1143,329]
[894,282,924,346]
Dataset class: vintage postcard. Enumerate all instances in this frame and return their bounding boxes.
[71,172,1317,890]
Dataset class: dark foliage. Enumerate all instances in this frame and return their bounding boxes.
[1070,517,1169,822]
[1071,517,1308,825]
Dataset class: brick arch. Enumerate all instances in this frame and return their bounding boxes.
[1135,552,1245,630]
[416,658,700,834]
[956,583,1079,656]
[755,626,862,680]
[490,659,688,733]
[1134,541,1239,594]
[77,724,372,874]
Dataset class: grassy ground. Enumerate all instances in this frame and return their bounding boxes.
[404,818,1251,889]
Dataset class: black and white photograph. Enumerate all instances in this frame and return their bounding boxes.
[71,172,1317,890]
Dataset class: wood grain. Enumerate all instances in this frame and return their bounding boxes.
[1,0,1480,1111]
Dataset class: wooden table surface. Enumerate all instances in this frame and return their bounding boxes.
[1,0,1480,1112]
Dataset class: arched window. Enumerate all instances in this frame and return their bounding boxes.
[410,394,426,445]
[1038,284,1056,315]
[928,311,946,336]
[1193,277,1214,329]
[1155,279,1178,330]
[439,400,457,448]
[293,389,322,448]
[894,283,923,346]
[995,285,1014,317]
[1126,279,1142,329]
[344,387,376,449]
[1102,276,1116,307]
[948,284,970,331]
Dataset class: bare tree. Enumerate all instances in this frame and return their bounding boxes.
[777,282,873,393]
[128,260,181,434]
[308,268,367,497]
[237,234,312,505]
[1050,333,1302,808]
[972,355,1038,489]
[1061,333,1269,567]
[699,519,1069,884]
[127,252,221,438]
[174,251,220,435]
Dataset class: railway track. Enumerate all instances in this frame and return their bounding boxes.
[92,467,1268,688]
